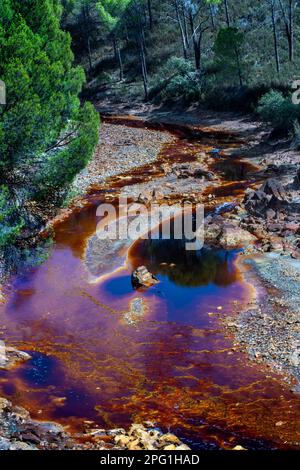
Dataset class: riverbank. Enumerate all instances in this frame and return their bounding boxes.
[71,119,175,195]
[226,253,300,387]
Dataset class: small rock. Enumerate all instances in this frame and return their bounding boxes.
[176,444,191,450]
[164,444,177,450]
[114,435,131,447]
[160,433,181,445]
[131,266,159,289]
[107,428,126,436]
[127,439,143,451]
[0,437,11,450]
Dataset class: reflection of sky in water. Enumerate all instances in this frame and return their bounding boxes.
[104,245,243,327]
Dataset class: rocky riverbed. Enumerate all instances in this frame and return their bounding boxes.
[71,120,175,195]
[225,254,300,386]
[0,394,190,451]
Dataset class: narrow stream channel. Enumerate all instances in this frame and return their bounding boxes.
[1,117,300,450]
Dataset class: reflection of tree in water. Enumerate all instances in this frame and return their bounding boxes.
[134,239,238,288]
[1,238,53,279]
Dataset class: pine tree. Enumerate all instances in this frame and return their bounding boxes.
[0,0,100,247]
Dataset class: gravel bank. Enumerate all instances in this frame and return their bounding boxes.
[72,121,174,194]
[226,253,300,386]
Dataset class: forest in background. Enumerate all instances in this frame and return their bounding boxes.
[1,0,300,269]
[63,0,300,125]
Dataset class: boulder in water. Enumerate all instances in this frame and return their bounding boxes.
[131,266,159,289]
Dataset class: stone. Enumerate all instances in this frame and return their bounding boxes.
[107,428,126,436]
[127,439,143,451]
[163,444,177,450]
[128,423,146,436]
[244,178,289,217]
[12,406,30,420]
[159,433,181,445]
[131,266,159,289]
[291,249,300,259]
[266,209,276,221]
[10,441,38,450]
[204,222,223,243]
[269,237,284,252]
[0,397,11,411]
[285,222,300,233]
[0,437,11,450]
[176,444,191,450]
[125,298,147,324]
[261,178,288,202]
[114,435,131,447]
[172,163,214,180]
[0,346,31,370]
[20,432,41,444]
[219,223,256,248]
[232,445,247,451]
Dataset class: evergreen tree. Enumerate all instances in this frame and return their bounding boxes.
[0,0,99,247]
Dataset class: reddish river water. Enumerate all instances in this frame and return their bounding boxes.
[1,118,300,449]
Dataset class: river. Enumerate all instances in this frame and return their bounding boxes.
[1,116,300,450]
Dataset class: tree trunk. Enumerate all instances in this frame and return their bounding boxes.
[112,34,118,61]
[148,0,153,30]
[87,36,93,72]
[182,4,189,49]
[140,48,148,100]
[279,0,295,62]
[234,46,243,86]
[288,0,294,61]
[117,45,124,81]
[175,0,188,59]
[113,34,124,81]
[209,4,216,30]
[189,13,201,70]
[82,5,92,72]
[271,0,280,74]
[224,0,230,26]
[137,30,148,100]
[194,43,201,70]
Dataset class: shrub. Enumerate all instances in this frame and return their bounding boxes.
[150,57,200,103]
[34,102,100,202]
[203,83,289,113]
[256,90,300,130]
[0,186,23,249]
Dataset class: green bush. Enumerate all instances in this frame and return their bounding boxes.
[150,57,200,103]
[0,186,23,249]
[162,73,200,103]
[257,90,300,130]
[34,102,100,202]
